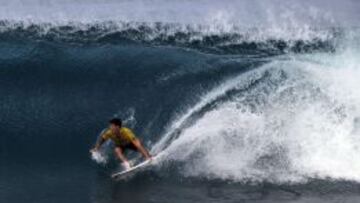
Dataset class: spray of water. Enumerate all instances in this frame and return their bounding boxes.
[0,0,358,45]
[152,39,360,183]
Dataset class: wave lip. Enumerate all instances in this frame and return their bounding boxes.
[0,20,339,55]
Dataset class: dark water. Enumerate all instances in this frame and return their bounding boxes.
[2,1,360,202]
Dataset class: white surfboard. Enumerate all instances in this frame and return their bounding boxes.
[111,158,154,178]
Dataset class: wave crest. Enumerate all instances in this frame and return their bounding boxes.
[0,20,338,54]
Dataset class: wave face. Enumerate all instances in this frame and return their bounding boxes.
[2,1,360,202]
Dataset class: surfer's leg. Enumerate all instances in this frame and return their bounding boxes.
[114,147,131,169]
[114,147,128,163]
[132,139,152,160]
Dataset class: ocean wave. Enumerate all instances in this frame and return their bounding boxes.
[0,20,339,55]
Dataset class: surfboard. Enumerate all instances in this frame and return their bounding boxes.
[111,159,153,178]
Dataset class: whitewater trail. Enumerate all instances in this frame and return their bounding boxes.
[151,48,360,183]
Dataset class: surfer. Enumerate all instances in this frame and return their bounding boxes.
[91,118,152,169]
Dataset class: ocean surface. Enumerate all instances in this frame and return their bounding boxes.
[1,0,360,202]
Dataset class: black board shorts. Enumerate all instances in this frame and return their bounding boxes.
[116,142,137,152]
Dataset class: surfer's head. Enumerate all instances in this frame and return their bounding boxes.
[109,118,122,130]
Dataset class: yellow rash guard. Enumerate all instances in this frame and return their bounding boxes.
[101,127,136,147]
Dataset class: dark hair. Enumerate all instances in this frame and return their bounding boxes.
[109,118,122,127]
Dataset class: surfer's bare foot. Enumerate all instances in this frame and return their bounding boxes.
[122,161,131,170]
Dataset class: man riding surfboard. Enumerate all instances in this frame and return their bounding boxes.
[91,118,152,169]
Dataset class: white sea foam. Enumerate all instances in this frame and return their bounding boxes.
[0,0,358,25]
[91,150,108,165]
[152,38,360,183]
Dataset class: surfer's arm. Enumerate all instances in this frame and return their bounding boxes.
[91,137,106,151]
[132,138,152,160]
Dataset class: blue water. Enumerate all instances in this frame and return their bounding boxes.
[2,1,360,203]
